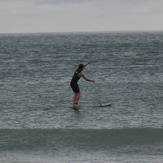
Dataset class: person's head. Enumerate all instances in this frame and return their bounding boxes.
[77,64,84,71]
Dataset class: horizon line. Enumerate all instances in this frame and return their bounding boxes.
[0,29,163,35]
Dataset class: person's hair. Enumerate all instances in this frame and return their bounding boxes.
[76,64,84,72]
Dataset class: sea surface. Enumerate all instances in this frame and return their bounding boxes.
[0,31,163,163]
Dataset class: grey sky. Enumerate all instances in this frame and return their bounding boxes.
[0,0,162,33]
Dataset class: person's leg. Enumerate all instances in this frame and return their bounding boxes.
[73,92,81,106]
[73,94,76,105]
[75,92,81,104]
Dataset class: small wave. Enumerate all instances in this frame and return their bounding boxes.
[0,128,162,153]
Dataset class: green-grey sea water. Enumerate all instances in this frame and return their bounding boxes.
[0,32,163,163]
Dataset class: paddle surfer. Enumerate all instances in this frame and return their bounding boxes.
[70,62,95,107]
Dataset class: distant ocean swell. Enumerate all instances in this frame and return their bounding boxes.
[0,128,162,154]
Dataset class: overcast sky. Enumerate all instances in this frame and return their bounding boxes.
[0,0,162,33]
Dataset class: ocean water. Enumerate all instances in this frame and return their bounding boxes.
[0,31,163,163]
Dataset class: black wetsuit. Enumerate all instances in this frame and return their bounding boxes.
[70,70,81,93]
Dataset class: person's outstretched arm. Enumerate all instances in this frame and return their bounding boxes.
[80,73,95,82]
[84,62,92,68]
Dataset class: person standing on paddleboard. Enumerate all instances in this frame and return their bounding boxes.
[70,62,95,107]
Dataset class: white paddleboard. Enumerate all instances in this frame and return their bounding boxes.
[70,103,111,109]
